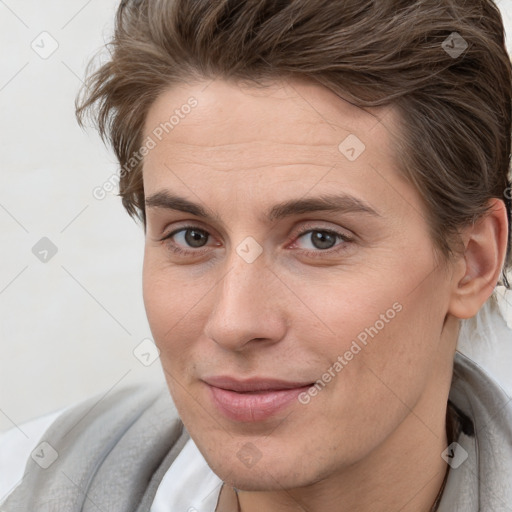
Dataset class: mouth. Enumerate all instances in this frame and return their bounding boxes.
[202,376,314,422]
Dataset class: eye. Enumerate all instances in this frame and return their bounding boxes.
[158,224,354,259]
[292,227,353,254]
[172,227,210,248]
[160,225,216,255]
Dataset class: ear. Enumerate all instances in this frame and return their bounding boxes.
[448,198,509,319]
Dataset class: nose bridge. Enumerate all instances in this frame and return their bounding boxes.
[204,246,285,350]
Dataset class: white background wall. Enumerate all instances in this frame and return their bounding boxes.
[0,0,161,434]
[1,0,512,433]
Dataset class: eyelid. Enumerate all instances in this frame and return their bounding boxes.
[291,220,355,241]
[159,221,351,241]
[159,220,216,241]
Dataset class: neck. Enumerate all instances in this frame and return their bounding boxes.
[235,317,459,512]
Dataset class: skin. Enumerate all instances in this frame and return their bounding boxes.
[141,78,508,512]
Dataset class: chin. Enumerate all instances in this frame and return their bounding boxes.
[204,446,325,492]
[222,470,306,492]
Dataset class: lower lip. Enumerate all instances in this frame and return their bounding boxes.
[207,383,312,422]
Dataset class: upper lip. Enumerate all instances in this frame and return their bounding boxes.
[203,376,313,392]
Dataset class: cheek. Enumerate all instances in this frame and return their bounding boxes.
[288,299,441,467]
[142,250,222,388]
[142,261,200,411]
[292,259,446,410]
[142,253,196,358]
[278,269,400,359]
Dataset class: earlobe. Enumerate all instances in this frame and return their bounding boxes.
[448,198,509,319]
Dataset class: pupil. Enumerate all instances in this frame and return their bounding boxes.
[312,231,335,250]
[185,229,207,248]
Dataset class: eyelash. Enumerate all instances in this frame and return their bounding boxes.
[159,224,354,259]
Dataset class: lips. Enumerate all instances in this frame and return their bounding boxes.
[203,376,312,392]
[203,376,313,422]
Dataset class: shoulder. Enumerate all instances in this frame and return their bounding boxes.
[439,352,512,510]
[1,382,185,509]
[451,351,512,446]
[0,408,65,503]
[18,382,180,461]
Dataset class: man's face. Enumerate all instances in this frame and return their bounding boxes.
[142,78,454,490]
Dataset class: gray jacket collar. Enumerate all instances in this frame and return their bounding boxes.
[438,351,512,511]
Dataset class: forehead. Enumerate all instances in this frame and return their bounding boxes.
[140,78,424,225]
[142,78,397,170]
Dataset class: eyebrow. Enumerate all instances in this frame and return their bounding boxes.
[145,190,380,222]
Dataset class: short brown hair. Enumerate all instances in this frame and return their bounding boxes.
[76,0,512,281]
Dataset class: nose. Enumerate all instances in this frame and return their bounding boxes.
[203,250,288,352]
